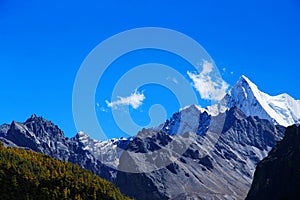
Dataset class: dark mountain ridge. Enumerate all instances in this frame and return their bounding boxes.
[246,125,300,200]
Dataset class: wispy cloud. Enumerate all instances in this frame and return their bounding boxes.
[166,76,178,84]
[187,60,229,101]
[172,77,178,84]
[96,102,109,112]
[105,90,145,109]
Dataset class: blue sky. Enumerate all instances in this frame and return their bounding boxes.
[0,0,299,140]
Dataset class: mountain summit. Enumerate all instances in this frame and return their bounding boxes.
[207,75,300,127]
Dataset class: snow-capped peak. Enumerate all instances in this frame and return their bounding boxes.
[74,131,91,141]
[238,75,262,97]
[220,75,300,127]
[161,104,210,135]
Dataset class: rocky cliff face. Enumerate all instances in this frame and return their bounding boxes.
[246,125,300,200]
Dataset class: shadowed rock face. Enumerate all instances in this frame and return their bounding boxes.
[246,125,300,200]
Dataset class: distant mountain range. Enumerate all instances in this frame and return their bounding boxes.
[0,75,299,200]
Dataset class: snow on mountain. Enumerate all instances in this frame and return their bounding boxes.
[206,75,300,127]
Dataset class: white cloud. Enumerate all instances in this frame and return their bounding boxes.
[187,60,229,101]
[106,90,145,109]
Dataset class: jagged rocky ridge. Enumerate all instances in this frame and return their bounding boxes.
[0,115,119,181]
[0,75,298,199]
[246,125,300,200]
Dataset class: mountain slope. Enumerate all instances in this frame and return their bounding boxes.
[0,142,131,200]
[115,107,285,199]
[246,125,300,200]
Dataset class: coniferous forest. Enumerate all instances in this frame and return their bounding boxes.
[0,142,131,200]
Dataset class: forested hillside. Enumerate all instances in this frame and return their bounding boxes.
[0,143,131,200]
